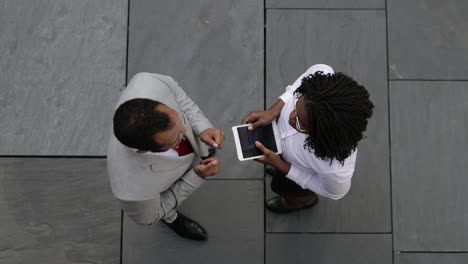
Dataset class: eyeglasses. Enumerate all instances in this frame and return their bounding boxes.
[173,132,183,148]
[149,111,185,152]
[293,98,307,133]
[177,111,185,125]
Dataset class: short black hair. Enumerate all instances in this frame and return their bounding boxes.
[294,71,374,165]
[113,98,171,151]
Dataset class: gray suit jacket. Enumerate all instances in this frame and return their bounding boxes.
[107,73,212,225]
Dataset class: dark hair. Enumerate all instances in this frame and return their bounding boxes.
[294,71,374,165]
[113,98,171,151]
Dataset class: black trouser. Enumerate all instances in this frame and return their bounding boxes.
[270,168,317,205]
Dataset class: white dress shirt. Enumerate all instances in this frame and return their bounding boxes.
[277,64,357,200]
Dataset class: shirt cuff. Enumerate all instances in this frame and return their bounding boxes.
[285,165,306,188]
[182,169,205,189]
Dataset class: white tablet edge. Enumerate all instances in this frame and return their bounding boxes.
[271,120,283,155]
[231,120,282,161]
[231,124,251,161]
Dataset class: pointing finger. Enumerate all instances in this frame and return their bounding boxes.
[254,141,267,153]
[202,134,218,148]
[214,130,224,149]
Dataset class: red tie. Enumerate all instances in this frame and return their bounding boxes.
[174,138,193,156]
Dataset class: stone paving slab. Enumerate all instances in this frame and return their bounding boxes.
[395,253,468,264]
[266,0,384,9]
[267,234,392,264]
[123,180,264,264]
[0,0,127,155]
[0,158,120,264]
[388,0,468,79]
[390,81,468,251]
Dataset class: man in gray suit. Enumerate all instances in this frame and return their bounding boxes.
[107,73,224,241]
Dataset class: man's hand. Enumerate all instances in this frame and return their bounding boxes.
[242,110,277,130]
[199,128,224,149]
[194,156,220,179]
[254,141,290,174]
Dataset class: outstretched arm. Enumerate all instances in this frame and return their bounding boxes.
[242,99,285,130]
[164,76,213,136]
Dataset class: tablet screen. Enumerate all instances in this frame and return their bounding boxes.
[237,123,278,159]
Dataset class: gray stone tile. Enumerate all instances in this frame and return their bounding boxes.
[0,158,120,264]
[0,1,127,155]
[390,81,468,251]
[266,10,390,232]
[395,253,468,264]
[123,180,263,264]
[266,0,384,9]
[388,0,468,79]
[267,234,392,264]
[128,0,264,179]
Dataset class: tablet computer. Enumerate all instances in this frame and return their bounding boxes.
[232,120,282,161]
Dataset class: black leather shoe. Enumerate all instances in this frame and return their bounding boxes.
[266,195,319,214]
[163,212,207,241]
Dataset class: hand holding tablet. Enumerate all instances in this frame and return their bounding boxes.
[232,120,282,161]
